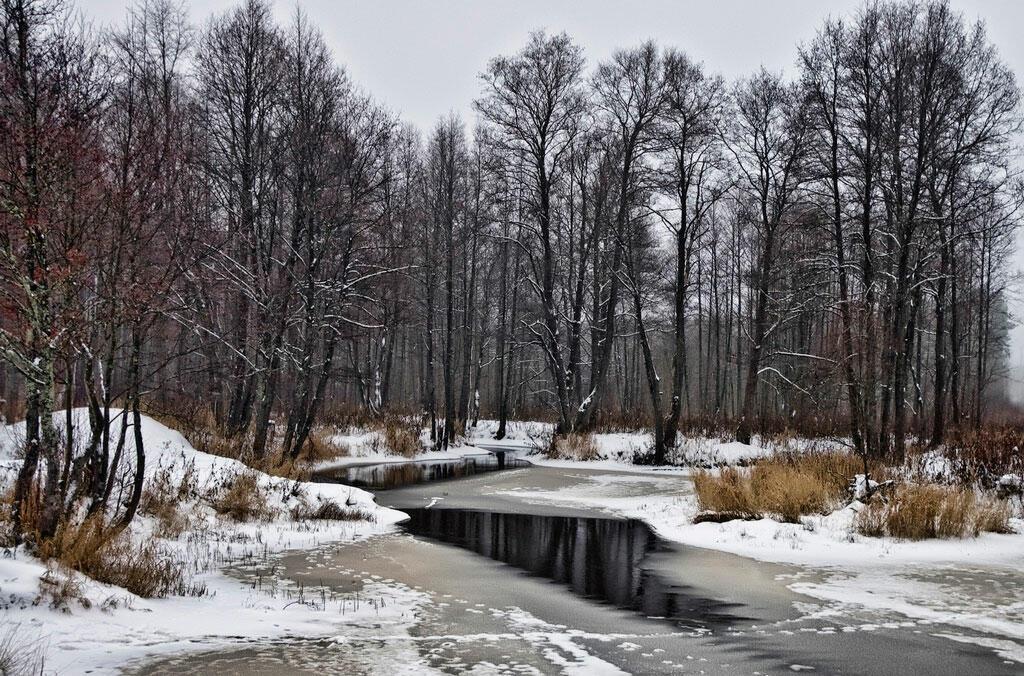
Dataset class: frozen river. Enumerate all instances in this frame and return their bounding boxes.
[133,453,1022,675]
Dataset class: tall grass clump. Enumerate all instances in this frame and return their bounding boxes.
[547,433,600,461]
[290,499,373,522]
[141,463,199,538]
[857,485,1013,539]
[381,421,422,457]
[0,622,45,675]
[693,467,759,518]
[694,452,881,523]
[37,517,199,599]
[210,470,275,522]
[304,429,350,462]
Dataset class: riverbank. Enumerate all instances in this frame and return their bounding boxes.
[0,412,413,673]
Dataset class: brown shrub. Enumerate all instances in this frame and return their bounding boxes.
[256,455,311,482]
[0,479,42,545]
[318,403,415,431]
[693,467,759,517]
[290,499,373,522]
[141,464,198,538]
[210,471,275,522]
[38,517,200,599]
[588,408,653,434]
[857,485,1014,540]
[193,427,250,461]
[694,452,874,523]
[560,408,842,437]
[382,422,421,458]
[676,413,844,441]
[303,430,350,463]
[942,426,1024,484]
[974,496,1013,534]
[548,433,600,461]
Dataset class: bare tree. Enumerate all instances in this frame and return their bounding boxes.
[658,51,727,450]
[476,31,587,435]
[725,70,809,445]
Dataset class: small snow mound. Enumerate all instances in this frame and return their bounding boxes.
[851,474,878,500]
[997,474,1023,499]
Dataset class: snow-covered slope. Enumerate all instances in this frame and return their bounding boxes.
[0,410,415,674]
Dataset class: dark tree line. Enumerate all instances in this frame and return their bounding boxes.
[1,0,1021,539]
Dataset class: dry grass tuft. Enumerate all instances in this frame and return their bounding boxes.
[290,499,373,522]
[0,479,43,546]
[210,471,275,522]
[141,463,198,538]
[304,430,350,463]
[855,500,888,537]
[37,566,86,610]
[857,484,1013,539]
[758,451,876,522]
[38,517,201,599]
[755,466,832,523]
[693,467,759,518]
[260,456,310,482]
[381,422,421,458]
[974,496,1014,534]
[0,621,45,675]
[547,433,600,461]
[694,452,878,523]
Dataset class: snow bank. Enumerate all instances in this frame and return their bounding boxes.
[468,419,789,467]
[0,409,416,674]
[317,430,495,471]
[316,423,524,471]
[0,410,405,527]
[469,419,554,446]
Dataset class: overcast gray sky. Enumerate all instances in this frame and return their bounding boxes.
[79,0,1024,133]
[80,0,1024,392]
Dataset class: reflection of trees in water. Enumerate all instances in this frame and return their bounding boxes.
[322,455,527,490]
[405,510,650,606]
[403,509,747,629]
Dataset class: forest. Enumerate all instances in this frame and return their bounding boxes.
[4,1,1024,673]
[1,0,1021,538]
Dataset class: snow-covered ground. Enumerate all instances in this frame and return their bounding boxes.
[320,418,779,471]
[316,424,515,471]
[0,411,418,674]
[467,419,774,468]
